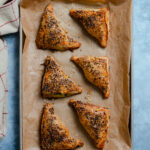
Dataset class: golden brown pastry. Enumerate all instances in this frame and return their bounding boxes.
[36,4,81,51]
[71,56,110,98]
[70,8,109,48]
[41,103,84,150]
[69,99,110,149]
[42,56,82,98]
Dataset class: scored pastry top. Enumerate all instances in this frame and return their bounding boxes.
[71,56,110,98]
[70,7,110,48]
[69,99,110,149]
[42,56,82,99]
[41,103,84,150]
[36,4,81,51]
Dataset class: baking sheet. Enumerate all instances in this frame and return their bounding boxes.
[20,0,132,149]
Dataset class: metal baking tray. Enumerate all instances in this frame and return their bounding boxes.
[19,2,133,149]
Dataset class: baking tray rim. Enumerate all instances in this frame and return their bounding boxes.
[19,2,133,149]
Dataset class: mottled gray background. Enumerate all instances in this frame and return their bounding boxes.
[132,0,150,150]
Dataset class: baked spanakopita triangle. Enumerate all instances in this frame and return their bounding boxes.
[36,4,81,51]
[70,8,109,48]
[42,56,82,98]
[41,103,84,150]
[71,56,110,98]
[69,99,110,149]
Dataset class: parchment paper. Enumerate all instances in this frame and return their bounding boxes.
[21,0,132,149]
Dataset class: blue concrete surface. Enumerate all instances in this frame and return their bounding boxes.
[132,0,150,150]
[0,0,149,149]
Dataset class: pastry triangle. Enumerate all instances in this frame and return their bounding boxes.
[42,56,82,98]
[70,8,109,48]
[41,103,84,150]
[71,56,110,98]
[69,99,110,149]
[36,4,81,51]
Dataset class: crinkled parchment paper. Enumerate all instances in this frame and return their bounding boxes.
[21,0,132,149]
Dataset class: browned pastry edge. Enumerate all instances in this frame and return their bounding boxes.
[69,99,110,149]
[36,4,81,51]
[41,102,84,150]
[41,56,82,99]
